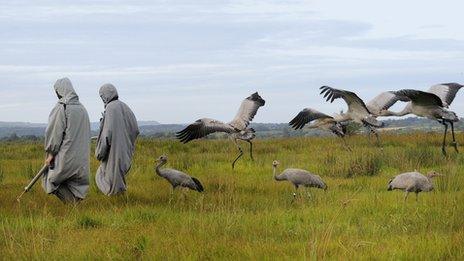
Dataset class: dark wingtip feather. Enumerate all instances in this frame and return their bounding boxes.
[387,178,393,191]
[176,127,191,142]
[289,116,300,130]
[191,177,204,192]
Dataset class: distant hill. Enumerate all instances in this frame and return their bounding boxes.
[0,118,462,140]
[90,120,160,130]
[0,122,47,128]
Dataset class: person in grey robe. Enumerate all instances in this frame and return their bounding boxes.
[42,78,91,203]
[95,84,139,196]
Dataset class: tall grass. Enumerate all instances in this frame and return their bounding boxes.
[0,133,463,259]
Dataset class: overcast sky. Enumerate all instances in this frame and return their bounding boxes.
[1,0,463,123]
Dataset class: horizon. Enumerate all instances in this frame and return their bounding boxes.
[1,0,464,123]
[0,115,448,126]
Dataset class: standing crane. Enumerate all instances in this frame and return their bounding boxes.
[155,155,204,193]
[272,160,327,199]
[387,171,443,202]
[176,92,265,169]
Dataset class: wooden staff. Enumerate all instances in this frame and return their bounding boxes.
[16,164,49,202]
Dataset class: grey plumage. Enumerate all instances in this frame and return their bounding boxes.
[320,86,372,117]
[176,92,265,168]
[394,89,445,107]
[428,83,463,108]
[272,160,327,199]
[387,171,442,202]
[386,88,460,155]
[319,86,384,146]
[366,91,409,116]
[155,155,204,193]
[289,88,405,147]
[383,83,463,117]
[289,108,345,136]
[289,108,350,149]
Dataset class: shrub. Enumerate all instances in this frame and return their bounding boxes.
[77,216,102,229]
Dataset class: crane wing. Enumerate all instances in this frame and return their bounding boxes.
[319,86,371,115]
[366,91,409,115]
[228,92,265,130]
[176,118,235,143]
[289,108,333,130]
[393,89,444,107]
[427,83,463,108]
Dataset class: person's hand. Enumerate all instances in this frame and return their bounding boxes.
[45,154,54,166]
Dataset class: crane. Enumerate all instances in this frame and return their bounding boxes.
[388,171,443,202]
[155,155,204,194]
[176,92,265,168]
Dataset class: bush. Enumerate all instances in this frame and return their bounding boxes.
[77,216,102,229]
[322,151,382,178]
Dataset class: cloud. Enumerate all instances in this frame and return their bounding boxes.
[0,0,464,123]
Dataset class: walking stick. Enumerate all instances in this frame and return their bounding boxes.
[16,164,49,202]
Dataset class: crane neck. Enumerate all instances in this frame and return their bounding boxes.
[155,161,167,176]
[273,165,285,181]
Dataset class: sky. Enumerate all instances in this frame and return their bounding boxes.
[0,0,463,123]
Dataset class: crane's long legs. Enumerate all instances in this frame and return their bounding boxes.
[232,139,243,169]
[366,125,373,144]
[442,121,448,156]
[372,128,382,148]
[169,186,175,203]
[341,136,352,151]
[367,126,382,148]
[404,191,409,202]
[291,186,298,203]
[306,188,312,199]
[246,140,254,161]
[450,121,459,153]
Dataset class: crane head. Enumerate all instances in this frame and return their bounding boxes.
[248,92,266,106]
[272,160,280,167]
[156,155,168,163]
[427,171,444,179]
[322,183,328,191]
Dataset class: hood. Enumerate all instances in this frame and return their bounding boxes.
[99,83,119,105]
[54,78,79,105]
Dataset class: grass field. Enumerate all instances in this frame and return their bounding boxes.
[1,133,463,259]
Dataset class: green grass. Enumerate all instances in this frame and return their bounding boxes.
[1,133,463,259]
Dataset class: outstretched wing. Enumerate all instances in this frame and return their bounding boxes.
[393,89,444,107]
[289,108,333,130]
[228,92,265,130]
[319,86,370,115]
[366,91,409,116]
[176,118,235,143]
[427,83,463,107]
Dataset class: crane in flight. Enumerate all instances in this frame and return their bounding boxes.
[176,92,265,169]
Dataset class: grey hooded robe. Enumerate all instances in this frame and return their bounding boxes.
[95,84,139,195]
[42,78,91,203]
